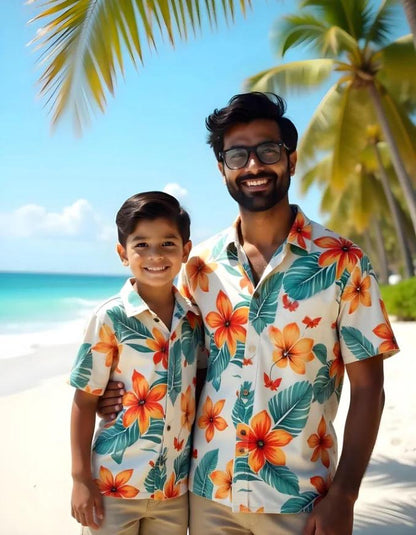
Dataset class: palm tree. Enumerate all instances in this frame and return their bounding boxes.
[245,0,416,236]
[29,0,252,132]
[402,0,416,48]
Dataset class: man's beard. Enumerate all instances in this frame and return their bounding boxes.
[224,162,291,212]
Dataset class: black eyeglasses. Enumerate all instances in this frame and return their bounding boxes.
[219,141,289,170]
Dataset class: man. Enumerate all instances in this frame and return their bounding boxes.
[99,92,399,534]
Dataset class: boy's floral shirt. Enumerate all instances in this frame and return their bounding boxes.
[180,206,399,514]
[70,278,204,501]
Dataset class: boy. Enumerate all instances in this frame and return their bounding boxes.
[70,191,204,535]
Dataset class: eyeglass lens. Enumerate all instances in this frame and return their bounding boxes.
[224,142,282,169]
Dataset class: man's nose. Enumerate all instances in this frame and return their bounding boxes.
[246,149,263,168]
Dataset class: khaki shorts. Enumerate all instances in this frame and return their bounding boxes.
[81,493,188,535]
[189,492,309,535]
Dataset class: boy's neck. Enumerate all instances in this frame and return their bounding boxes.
[134,282,175,331]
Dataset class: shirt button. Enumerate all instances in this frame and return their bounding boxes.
[253,291,259,299]
[154,317,160,322]
[166,425,171,431]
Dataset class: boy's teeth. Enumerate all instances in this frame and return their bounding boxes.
[146,266,166,271]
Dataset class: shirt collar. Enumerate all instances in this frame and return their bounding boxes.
[120,278,200,318]
[224,205,312,254]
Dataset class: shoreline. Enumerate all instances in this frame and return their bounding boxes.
[1,322,415,534]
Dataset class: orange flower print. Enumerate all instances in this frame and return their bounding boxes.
[174,437,184,451]
[146,328,169,369]
[329,342,344,387]
[288,211,312,249]
[236,410,292,473]
[342,266,371,314]
[198,396,228,443]
[239,505,265,513]
[315,236,363,279]
[239,266,254,294]
[181,385,195,431]
[186,255,216,292]
[95,466,139,498]
[210,459,233,500]
[269,323,314,374]
[92,324,122,372]
[205,290,248,356]
[153,473,181,500]
[373,299,398,353]
[307,416,334,468]
[122,370,166,434]
[310,475,332,505]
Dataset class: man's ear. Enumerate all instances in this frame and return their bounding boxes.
[289,150,297,176]
[217,161,225,176]
[182,240,192,263]
[116,243,129,266]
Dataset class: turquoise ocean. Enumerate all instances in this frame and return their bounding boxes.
[0,271,126,337]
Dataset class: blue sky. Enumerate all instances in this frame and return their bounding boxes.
[0,1,409,275]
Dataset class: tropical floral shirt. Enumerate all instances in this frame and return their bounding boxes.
[70,278,204,501]
[180,206,399,514]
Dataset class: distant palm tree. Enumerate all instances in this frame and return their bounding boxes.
[402,0,416,48]
[245,0,416,236]
[29,0,252,131]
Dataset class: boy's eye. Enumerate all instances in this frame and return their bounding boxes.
[163,241,176,247]
[135,242,147,248]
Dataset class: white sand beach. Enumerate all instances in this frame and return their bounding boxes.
[1,322,415,535]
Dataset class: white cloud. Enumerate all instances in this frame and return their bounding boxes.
[0,199,112,240]
[163,183,188,201]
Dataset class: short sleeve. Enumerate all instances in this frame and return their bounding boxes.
[338,257,400,364]
[69,309,119,395]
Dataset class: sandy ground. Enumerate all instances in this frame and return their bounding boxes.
[1,323,415,534]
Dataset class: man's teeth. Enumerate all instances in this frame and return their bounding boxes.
[245,178,268,186]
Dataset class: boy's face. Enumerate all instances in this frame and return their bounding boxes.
[117,218,191,290]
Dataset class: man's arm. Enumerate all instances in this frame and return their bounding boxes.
[303,355,385,535]
[71,389,104,529]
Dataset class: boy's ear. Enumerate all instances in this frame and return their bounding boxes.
[182,240,192,263]
[116,243,129,266]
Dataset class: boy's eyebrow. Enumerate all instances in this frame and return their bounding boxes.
[130,233,181,241]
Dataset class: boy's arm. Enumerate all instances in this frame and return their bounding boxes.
[97,381,125,419]
[303,355,385,535]
[71,389,104,529]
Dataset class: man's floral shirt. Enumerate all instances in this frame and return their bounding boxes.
[70,278,204,501]
[180,206,399,513]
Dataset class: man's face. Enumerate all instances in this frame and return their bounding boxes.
[219,119,297,212]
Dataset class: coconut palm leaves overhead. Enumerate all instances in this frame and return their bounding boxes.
[29,0,252,131]
[245,0,416,236]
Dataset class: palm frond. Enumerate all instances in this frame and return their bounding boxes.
[364,0,401,48]
[29,0,252,131]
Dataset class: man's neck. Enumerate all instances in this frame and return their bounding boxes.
[238,201,295,250]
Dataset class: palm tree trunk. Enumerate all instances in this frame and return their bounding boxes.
[372,217,389,284]
[367,82,416,235]
[402,0,416,49]
[373,144,415,278]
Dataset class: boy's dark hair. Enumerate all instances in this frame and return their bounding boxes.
[206,92,298,161]
[116,191,190,246]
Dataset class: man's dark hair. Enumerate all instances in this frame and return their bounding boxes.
[206,92,298,161]
[116,191,190,246]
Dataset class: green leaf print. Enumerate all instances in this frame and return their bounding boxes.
[233,456,260,483]
[144,448,168,492]
[341,326,376,360]
[313,364,336,404]
[70,343,93,388]
[168,339,182,404]
[107,306,152,342]
[125,343,153,353]
[181,320,200,365]
[283,253,335,300]
[249,273,283,334]
[231,382,254,426]
[289,244,309,257]
[173,436,192,483]
[211,235,227,260]
[259,462,299,496]
[206,337,231,383]
[281,491,320,513]
[141,418,165,443]
[192,449,219,499]
[268,381,312,436]
[93,417,139,464]
[313,344,327,365]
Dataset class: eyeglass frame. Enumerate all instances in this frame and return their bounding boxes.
[219,141,290,170]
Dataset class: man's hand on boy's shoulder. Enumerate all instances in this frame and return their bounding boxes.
[97,381,125,419]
